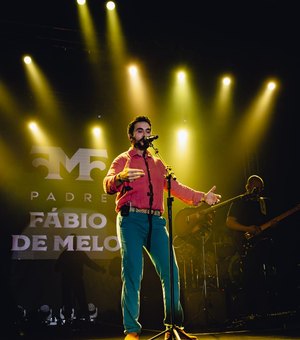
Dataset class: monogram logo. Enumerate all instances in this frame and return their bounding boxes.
[31,146,108,180]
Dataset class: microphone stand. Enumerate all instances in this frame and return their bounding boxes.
[148,142,194,340]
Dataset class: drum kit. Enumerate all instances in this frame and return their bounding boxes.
[174,218,277,294]
[173,225,241,327]
[173,200,293,324]
[173,219,243,292]
[172,194,256,292]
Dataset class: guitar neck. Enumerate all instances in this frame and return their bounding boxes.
[200,193,245,215]
[175,191,259,238]
[244,203,300,240]
[260,206,300,232]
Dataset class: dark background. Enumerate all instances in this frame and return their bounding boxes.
[0,0,299,333]
[1,0,299,201]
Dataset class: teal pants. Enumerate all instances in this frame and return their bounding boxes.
[117,212,183,334]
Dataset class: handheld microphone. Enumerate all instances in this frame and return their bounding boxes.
[144,135,159,143]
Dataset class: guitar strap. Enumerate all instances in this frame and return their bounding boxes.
[259,197,267,215]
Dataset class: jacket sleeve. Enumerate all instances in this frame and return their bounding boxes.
[103,154,127,195]
[168,178,205,206]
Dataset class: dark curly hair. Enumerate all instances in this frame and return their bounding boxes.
[127,115,152,139]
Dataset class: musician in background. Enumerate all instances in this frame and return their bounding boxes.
[225,175,274,316]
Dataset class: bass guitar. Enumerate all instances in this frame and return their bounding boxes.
[174,192,257,237]
[244,203,300,240]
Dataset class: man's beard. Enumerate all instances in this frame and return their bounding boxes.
[134,138,150,151]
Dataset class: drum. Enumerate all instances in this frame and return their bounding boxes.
[218,252,243,288]
[174,236,218,289]
[228,252,243,286]
[215,243,236,259]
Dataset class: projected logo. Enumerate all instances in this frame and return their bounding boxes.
[31,146,108,180]
[12,146,119,260]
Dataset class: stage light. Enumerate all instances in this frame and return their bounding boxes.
[229,77,279,179]
[128,65,138,77]
[92,127,101,138]
[60,306,75,324]
[177,129,188,147]
[89,125,107,148]
[267,81,276,91]
[37,304,53,325]
[23,55,61,121]
[106,1,116,10]
[15,305,27,325]
[212,74,234,124]
[88,302,98,321]
[177,71,186,83]
[222,76,231,86]
[27,121,51,145]
[23,55,32,64]
[177,129,188,143]
[76,0,100,66]
[28,121,38,133]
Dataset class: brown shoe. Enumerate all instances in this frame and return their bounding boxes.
[124,332,139,340]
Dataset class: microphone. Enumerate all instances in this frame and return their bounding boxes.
[144,135,159,143]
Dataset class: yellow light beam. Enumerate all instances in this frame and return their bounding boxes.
[28,120,51,146]
[126,63,156,117]
[23,56,60,118]
[0,81,22,120]
[106,1,127,66]
[77,1,100,63]
[230,78,280,169]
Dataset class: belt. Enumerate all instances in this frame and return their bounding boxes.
[129,207,162,216]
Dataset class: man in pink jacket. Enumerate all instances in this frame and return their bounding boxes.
[103,115,221,340]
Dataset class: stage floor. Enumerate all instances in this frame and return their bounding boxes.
[9,328,300,340]
[8,319,300,340]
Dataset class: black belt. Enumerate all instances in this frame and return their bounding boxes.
[129,207,162,216]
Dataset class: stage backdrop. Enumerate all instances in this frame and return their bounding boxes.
[11,145,119,260]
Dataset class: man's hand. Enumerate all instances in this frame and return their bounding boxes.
[118,168,145,182]
[246,225,262,236]
[204,185,221,205]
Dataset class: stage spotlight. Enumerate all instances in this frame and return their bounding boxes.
[92,126,101,138]
[222,76,231,86]
[177,129,188,148]
[177,71,186,83]
[37,304,53,325]
[77,0,86,5]
[106,1,116,10]
[88,302,98,321]
[28,121,38,132]
[15,305,27,325]
[267,81,276,91]
[23,56,32,64]
[128,65,138,77]
[59,306,75,324]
